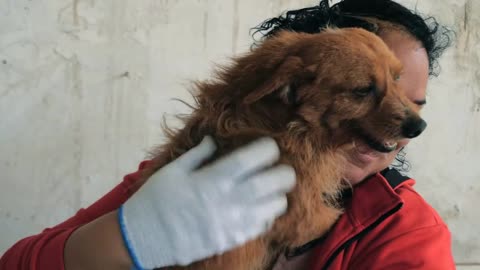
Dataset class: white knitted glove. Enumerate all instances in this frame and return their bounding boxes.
[119,136,296,269]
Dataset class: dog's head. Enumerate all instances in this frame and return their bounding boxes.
[199,28,426,153]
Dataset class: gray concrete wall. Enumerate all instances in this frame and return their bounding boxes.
[1,0,479,267]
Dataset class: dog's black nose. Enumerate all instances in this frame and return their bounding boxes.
[402,117,427,138]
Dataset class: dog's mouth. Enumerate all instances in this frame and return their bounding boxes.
[356,128,398,153]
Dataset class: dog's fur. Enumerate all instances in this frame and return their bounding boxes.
[138,27,422,270]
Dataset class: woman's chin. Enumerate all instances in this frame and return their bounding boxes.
[344,165,372,185]
[344,144,396,185]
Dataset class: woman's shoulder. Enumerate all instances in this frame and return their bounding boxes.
[344,169,455,269]
[307,169,455,269]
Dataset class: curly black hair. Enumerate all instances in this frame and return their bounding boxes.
[252,0,454,77]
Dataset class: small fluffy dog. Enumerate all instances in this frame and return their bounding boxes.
[140,27,426,270]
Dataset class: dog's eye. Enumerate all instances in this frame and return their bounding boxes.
[353,85,376,98]
[394,74,401,81]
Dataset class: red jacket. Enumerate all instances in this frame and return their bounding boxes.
[0,161,455,270]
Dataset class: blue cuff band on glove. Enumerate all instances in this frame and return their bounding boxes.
[118,205,145,270]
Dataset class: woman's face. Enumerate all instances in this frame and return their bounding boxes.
[345,30,430,185]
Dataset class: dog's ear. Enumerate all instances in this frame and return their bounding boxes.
[243,56,306,105]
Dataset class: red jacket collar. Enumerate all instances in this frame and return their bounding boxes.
[306,169,415,269]
[347,170,411,228]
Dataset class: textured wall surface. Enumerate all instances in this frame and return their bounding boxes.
[1,0,479,266]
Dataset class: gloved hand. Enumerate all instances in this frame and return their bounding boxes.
[119,136,296,269]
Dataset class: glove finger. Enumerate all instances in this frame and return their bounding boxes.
[197,137,280,183]
[174,136,217,171]
[253,195,288,223]
[222,195,287,248]
[232,165,296,203]
[232,196,288,243]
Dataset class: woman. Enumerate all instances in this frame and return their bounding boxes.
[0,0,455,269]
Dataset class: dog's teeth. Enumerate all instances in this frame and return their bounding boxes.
[383,141,398,150]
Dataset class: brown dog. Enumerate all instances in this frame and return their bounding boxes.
[139,27,426,270]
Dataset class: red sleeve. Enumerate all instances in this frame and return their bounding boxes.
[351,224,455,270]
[0,160,152,270]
